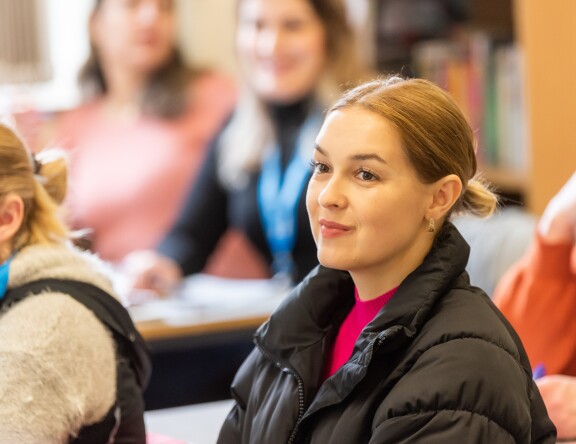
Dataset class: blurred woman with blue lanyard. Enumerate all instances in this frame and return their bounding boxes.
[126,0,371,294]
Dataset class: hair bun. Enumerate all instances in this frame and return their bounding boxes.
[34,149,68,205]
[32,155,42,175]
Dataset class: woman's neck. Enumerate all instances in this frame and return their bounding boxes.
[0,243,13,265]
[352,272,404,302]
[101,97,140,121]
[267,95,312,127]
[267,95,313,168]
[351,236,434,301]
[100,66,147,119]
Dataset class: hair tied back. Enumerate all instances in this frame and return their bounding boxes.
[32,155,42,175]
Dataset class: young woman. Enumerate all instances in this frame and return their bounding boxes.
[126,0,371,293]
[0,123,150,442]
[55,0,236,264]
[217,77,556,443]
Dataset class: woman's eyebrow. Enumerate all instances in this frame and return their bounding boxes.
[314,144,387,164]
[349,153,387,164]
[313,143,327,155]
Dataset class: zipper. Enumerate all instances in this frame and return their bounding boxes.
[287,370,305,444]
[254,327,407,443]
[256,342,306,444]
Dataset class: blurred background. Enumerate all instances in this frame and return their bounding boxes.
[1,0,529,203]
[2,0,575,417]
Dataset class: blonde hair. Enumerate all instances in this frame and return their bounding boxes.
[218,0,372,188]
[330,76,498,218]
[0,124,69,251]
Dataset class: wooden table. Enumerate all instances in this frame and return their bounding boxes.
[136,313,270,342]
[135,306,267,409]
[128,275,289,409]
[129,274,289,348]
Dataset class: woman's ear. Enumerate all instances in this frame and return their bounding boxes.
[0,194,25,245]
[426,174,462,222]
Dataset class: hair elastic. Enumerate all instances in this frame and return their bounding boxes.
[32,155,41,175]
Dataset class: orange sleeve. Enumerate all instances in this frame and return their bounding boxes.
[494,234,576,376]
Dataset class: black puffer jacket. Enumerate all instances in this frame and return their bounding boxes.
[218,224,556,443]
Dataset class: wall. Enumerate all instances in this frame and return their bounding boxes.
[0,0,91,114]
[176,0,238,74]
[175,0,374,75]
[514,0,576,214]
[0,0,373,113]
[0,0,239,114]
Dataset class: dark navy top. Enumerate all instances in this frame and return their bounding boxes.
[157,97,320,283]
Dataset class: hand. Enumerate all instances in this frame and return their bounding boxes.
[537,172,576,272]
[536,374,576,440]
[121,250,183,300]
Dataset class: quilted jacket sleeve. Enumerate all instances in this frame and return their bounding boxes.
[370,334,556,444]
[217,348,261,443]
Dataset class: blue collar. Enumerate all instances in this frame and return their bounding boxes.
[0,256,12,301]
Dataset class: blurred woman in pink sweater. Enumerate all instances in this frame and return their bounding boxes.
[56,0,242,267]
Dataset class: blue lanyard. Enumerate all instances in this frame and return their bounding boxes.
[0,256,12,301]
[258,110,322,278]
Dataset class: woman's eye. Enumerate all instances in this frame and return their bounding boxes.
[283,19,305,32]
[158,0,174,12]
[310,161,329,174]
[356,169,377,181]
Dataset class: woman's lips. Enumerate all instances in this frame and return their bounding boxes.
[319,219,352,238]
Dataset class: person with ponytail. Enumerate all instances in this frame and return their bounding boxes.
[217,77,556,443]
[0,123,151,442]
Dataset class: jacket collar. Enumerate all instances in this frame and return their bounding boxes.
[367,221,470,338]
[255,222,470,380]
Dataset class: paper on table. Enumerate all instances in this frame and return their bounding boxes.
[177,273,291,307]
[128,274,291,325]
[127,299,202,324]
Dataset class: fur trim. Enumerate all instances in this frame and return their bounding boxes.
[8,244,119,300]
[0,292,116,441]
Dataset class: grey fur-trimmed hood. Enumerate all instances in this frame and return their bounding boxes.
[8,243,119,300]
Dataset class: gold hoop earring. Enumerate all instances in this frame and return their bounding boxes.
[428,218,435,233]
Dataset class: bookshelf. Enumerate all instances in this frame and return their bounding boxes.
[514,0,576,215]
[373,0,529,204]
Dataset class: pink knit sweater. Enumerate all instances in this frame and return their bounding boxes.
[324,287,398,379]
[55,72,235,263]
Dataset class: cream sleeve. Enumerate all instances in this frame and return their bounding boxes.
[0,292,117,443]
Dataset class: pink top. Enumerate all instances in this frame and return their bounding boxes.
[146,432,187,444]
[324,286,398,379]
[55,72,235,263]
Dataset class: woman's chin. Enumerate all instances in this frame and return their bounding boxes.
[317,255,348,271]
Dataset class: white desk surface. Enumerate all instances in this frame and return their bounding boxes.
[128,274,290,341]
[145,399,234,444]
[128,275,288,322]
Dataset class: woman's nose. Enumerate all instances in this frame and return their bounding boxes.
[136,0,162,25]
[256,28,282,58]
[317,177,347,209]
